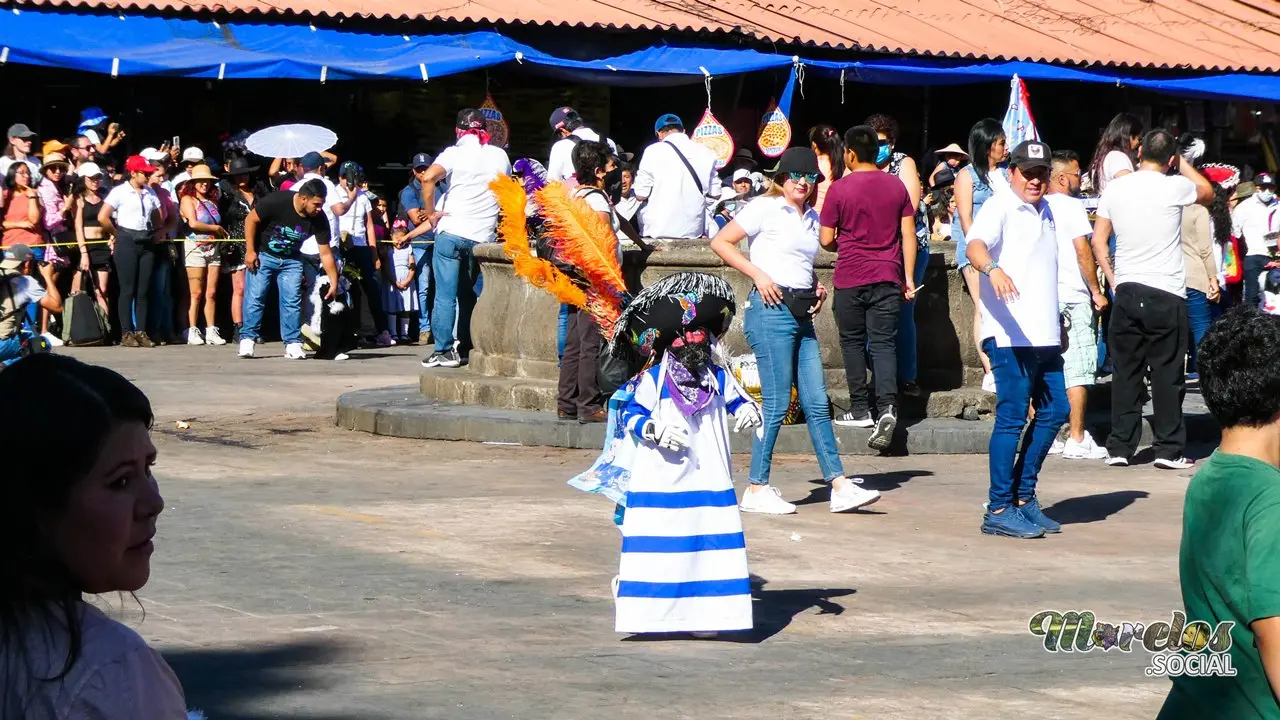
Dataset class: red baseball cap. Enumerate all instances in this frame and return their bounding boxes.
[124,154,158,174]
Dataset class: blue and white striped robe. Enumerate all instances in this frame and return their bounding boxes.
[614,357,754,634]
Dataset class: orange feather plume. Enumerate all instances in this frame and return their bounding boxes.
[535,182,627,300]
[489,175,588,312]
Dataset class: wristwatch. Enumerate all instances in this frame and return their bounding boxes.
[980,260,999,276]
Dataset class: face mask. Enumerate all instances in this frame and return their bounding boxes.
[875,144,892,166]
[1260,190,1276,204]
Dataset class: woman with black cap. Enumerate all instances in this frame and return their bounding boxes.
[711,146,881,516]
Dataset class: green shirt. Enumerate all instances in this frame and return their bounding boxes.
[1160,452,1280,719]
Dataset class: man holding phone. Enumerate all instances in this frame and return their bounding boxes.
[820,124,917,451]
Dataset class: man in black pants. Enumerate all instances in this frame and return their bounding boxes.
[820,125,917,450]
[1091,130,1213,469]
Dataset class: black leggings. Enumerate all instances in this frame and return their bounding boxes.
[114,230,155,333]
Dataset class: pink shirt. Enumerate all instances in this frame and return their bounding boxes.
[38,179,68,235]
[3,602,188,719]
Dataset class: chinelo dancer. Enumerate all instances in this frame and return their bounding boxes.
[485,172,760,637]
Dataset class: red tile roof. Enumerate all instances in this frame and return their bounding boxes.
[16,0,1280,71]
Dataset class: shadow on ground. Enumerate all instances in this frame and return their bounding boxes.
[165,637,386,720]
[794,470,934,507]
[1044,490,1150,525]
[622,575,855,645]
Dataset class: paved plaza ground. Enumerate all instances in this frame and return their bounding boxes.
[63,343,1195,719]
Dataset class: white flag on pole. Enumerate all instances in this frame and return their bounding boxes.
[1002,74,1040,148]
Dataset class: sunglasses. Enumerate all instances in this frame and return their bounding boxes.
[788,172,819,184]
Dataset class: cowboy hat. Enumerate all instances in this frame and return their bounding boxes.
[186,164,218,182]
[40,152,70,170]
[222,156,260,176]
[933,143,969,158]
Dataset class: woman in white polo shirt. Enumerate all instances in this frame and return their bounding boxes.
[711,147,881,516]
[99,155,164,348]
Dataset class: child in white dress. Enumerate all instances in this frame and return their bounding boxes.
[382,226,419,342]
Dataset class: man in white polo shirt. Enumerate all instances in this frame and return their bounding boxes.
[416,108,512,369]
[964,139,1069,540]
[1090,129,1213,470]
[632,113,721,239]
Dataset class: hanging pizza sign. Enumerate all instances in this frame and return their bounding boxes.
[691,108,734,171]
[757,98,791,159]
[479,93,510,149]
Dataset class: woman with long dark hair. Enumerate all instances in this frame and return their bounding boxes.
[179,165,226,345]
[951,118,1009,391]
[72,163,113,325]
[1088,112,1143,193]
[36,154,74,345]
[808,124,845,213]
[0,354,188,717]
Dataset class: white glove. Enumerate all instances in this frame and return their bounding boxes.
[641,420,689,452]
[733,404,762,433]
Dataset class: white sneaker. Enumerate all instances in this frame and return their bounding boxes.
[41,332,64,348]
[830,479,881,513]
[834,410,874,428]
[284,342,307,360]
[739,486,797,515]
[1048,438,1066,455]
[205,327,227,346]
[187,327,204,346]
[1106,454,1130,467]
[982,373,997,393]
[332,352,350,362]
[237,338,255,358]
[375,330,396,347]
[1063,431,1109,460]
[1155,456,1195,470]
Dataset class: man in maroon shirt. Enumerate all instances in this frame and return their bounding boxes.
[820,124,919,451]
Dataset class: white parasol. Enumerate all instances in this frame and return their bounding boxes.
[245,124,337,159]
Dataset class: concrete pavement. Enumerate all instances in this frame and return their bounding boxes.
[63,343,1189,719]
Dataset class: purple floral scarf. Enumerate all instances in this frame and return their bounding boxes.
[663,353,714,417]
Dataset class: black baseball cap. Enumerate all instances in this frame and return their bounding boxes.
[775,146,824,182]
[1009,140,1052,171]
[1256,172,1275,188]
[411,152,433,169]
[549,107,579,133]
[456,108,485,131]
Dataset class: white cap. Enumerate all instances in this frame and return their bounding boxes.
[732,168,751,183]
[75,162,103,178]
[181,146,204,163]
[140,147,167,162]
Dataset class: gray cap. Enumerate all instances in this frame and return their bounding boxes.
[7,124,36,139]
[1,244,31,270]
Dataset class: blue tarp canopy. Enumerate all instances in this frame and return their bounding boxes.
[4,10,1280,102]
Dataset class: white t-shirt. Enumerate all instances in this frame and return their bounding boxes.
[340,190,373,246]
[968,190,1060,348]
[434,135,512,244]
[1044,193,1094,306]
[292,172,342,255]
[1097,170,1199,298]
[1231,194,1280,257]
[633,132,722,239]
[104,183,161,232]
[0,156,40,177]
[547,128,618,183]
[574,186,624,264]
[1098,150,1134,192]
[732,194,821,289]
[3,274,45,307]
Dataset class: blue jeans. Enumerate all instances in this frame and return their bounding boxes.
[983,338,1069,511]
[557,303,570,362]
[431,232,483,354]
[145,254,174,338]
[1245,254,1269,309]
[243,253,304,344]
[896,256,929,383]
[1185,288,1216,374]
[1096,231,1118,372]
[411,243,433,335]
[0,334,22,363]
[743,290,844,486]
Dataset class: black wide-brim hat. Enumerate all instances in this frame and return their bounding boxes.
[611,272,736,359]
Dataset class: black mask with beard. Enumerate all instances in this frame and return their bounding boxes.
[669,337,712,376]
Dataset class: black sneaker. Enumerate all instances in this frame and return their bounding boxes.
[868,406,898,450]
[421,349,462,368]
[834,410,874,428]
